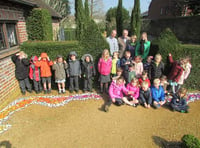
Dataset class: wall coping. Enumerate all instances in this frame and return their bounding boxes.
[0,46,20,59]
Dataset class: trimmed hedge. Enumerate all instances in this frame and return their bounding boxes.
[26,8,53,41]
[182,134,200,148]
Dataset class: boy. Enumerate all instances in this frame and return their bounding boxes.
[139,81,152,108]
[67,51,81,93]
[151,78,166,108]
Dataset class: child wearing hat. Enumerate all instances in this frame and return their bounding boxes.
[35,53,53,94]
[67,51,81,93]
[52,55,68,94]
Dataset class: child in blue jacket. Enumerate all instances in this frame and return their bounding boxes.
[151,78,166,108]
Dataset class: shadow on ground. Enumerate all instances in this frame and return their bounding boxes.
[152,136,183,148]
[0,141,12,148]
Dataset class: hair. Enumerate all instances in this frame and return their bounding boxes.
[178,87,187,96]
[112,51,119,58]
[134,56,142,62]
[141,81,149,88]
[117,67,123,72]
[102,49,110,60]
[131,35,137,40]
[129,63,135,68]
[117,76,125,82]
[153,78,160,84]
[142,71,148,76]
[131,78,139,86]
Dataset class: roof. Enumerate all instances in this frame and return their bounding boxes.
[8,0,62,19]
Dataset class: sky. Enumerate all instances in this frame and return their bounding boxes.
[69,0,151,15]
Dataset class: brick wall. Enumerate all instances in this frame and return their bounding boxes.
[0,56,20,102]
[17,21,28,43]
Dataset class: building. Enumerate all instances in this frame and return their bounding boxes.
[0,0,61,103]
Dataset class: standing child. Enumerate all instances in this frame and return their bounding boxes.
[126,78,140,107]
[138,71,151,87]
[120,50,133,83]
[127,64,136,84]
[98,49,112,93]
[168,53,185,93]
[52,55,68,94]
[151,78,166,109]
[29,56,42,94]
[126,35,137,58]
[160,75,169,94]
[170,88,189,113]
[67,51,81,93]
[133,56,143,78]
[81,54,96,92]
[111,51,120,77]
[149,54,164,81]
[35,53,53,94]
[12,51,32,95]
[143,56,153,72]
[139,81,152,108]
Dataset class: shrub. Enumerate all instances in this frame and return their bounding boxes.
[182,134,200,148]
[27,8,53,41]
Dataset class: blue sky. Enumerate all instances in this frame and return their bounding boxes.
[69,0,151,14]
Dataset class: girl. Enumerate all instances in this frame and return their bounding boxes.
[135,32,151,61]
[126,78,140,107]
[29,56,42,94]
[52,55,68,94]
[35,53,53,94]
[138,71,151,87]
[133,56,143,78]
[160,75,169,94]
[98,49,112,93]
[149,54,164,81]
[126,35,137,58]
[111,51,120,77]
[12,51,32,95]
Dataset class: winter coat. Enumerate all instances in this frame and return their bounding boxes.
[126,83,139,99]
[35,59,53,77]
[168,55,183,83]
[98,57,112,75]
[67,59,81,76]
[138,78,151,87]
[135,40,151,61]
[148,61,164,80]
[151,85,165,102]
[139,88,152,103]
[12,54,29,80]
[81,54,96,79]
[170,93,187,108]
[52,62,68,81]
[120,57,133,71]
[29,56,40,81]
[109,81,128,99]
[133,61,143,77]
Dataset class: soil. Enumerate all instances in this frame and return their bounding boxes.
[0,90,200,148]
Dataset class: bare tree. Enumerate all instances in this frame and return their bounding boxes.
[89,0,104,18]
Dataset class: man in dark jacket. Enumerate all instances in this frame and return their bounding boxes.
[81,54,96,92]
[12,51,32,94]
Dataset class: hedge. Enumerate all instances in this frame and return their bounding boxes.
[182,134,200,148]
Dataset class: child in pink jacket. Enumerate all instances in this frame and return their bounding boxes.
[104,76,134,112]
[98,49,112,93]
[133,56,143,78]
[126,78,140,107]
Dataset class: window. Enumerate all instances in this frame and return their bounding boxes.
[160,8,164,15]
[0,24,6,50]
[6,24,17,47]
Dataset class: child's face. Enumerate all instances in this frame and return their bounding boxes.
[154,82,160,88]
[142,85,148,91]
[113,52,118,59]
[70,55,76,61]
[179,92,185,98]
[117,71,122,76]
[135,58,141,63]
[147,57,152,63]
[131,38,136,43]
[142,74,147,80]
[42,57,47,61]
[155,56,162,63]
[116,79,124,85]
[129,67,134,71]
[125,52,131,59]
[131,81,137,86]
[85,56,90,62]
[57,57,63,63]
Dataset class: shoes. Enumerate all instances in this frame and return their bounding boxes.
[75,90,79,93]
[44,90,47,94]
[132,104,136,107]
[21,91,26,95]
[47,89,51,94]
[135,103,139,108]
[58,90,62,94]
[36,90,40,94]
[69,90,73,93]
[27,89,32,93]
[104,105,109,112]
[62,89,66,94]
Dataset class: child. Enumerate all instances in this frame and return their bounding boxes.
[149,54,164,81]
[105,76,135,112]
[143,56,153,72]
[138,71,151,87]
[151,78,166,108]
[112,68,123,81]
[160,75,169,94]
[126,78,140,107]
[81,54,96,92]
[35,53,53,94]
[67,51,81,93]
[133,56,143,78]
[120,50,133,83]
[170,87,189,113]
[139,81,152,108]
[111,51,120,77]
[168,53,185,93]
[127,64,136,84]
[12,51,32,95]
[126,35,137,58]
[52,55,68,94]
[29,56,42,94]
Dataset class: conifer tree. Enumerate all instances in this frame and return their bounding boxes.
[116,0,123,36]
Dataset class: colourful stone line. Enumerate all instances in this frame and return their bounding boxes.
[0,93,102,134]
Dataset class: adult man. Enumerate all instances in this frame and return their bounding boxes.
[106,30,119,56]
[118,29,130,58]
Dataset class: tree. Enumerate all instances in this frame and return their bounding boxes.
[106,7,130,35]
[85,0,90,19]
[130,0,141,38]
[90,0,104,18]
[75,0,85,39]
[116,0,123,36]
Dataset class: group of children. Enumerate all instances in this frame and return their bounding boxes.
[12,48,191,113]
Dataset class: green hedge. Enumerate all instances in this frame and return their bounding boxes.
[64,28,76,41]
[27,8,53,41]
[182,134,200,148]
